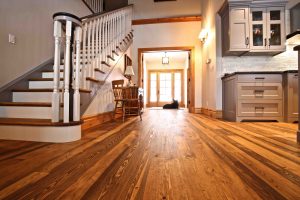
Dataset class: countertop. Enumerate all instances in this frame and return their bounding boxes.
[221,70,298,79]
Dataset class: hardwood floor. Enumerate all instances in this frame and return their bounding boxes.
[0,110,299,199]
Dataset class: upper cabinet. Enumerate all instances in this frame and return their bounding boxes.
[219,0,287,56]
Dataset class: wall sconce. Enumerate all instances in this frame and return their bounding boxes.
[199,29,208,43]
[162,52,169,64]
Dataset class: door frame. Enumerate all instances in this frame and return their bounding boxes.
[138,47,195,113]
[147,69,185,107]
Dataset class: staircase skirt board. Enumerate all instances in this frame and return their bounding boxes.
[0,106,52,119]
[0,125,81,143]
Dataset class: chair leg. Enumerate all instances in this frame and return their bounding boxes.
[123,104,125,122]
[138,102,142,121]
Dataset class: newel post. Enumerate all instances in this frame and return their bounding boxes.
[52,12,82,123]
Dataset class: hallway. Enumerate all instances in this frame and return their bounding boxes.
[0,110,299,199]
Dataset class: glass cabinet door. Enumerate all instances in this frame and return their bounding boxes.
[267,7,285,50]
[250,8,267,50]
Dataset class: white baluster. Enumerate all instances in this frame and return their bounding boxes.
[91,20,96,77]
[52,20,62,123]
[87,21,92,89]
[82,24,87,89]
[95,18,99,70]
[63,20,72,123]
[73,26,82,122]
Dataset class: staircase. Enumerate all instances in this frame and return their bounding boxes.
[0,5,133,143]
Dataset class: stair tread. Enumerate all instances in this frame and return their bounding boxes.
[101,61,111,67]
[95,68,105,74]
[12,88,92,93]
[107,55,115,61]
[28,78,64,81]
[0,102,52,107]
[42,69,64,73]
[86,77,105,84]
[0,118,82,126]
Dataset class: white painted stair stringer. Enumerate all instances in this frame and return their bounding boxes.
[0,125,81,143]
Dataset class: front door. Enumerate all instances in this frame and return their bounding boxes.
[148,70,184,107]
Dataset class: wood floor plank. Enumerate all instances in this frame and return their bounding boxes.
[0,110,299,199]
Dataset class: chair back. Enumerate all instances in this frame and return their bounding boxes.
[112,80,124,100]
[123,86,139,100]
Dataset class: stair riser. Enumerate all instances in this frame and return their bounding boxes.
[29,81,64,89]
[42,72,64,78]
[0,107,51,119]
[13,92,62,103]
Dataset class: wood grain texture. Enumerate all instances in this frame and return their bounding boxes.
[132,16,202,25]
[0,110,299,199]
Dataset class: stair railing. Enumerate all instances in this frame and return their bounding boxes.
[82,0,104,13]
[52,6,133,123]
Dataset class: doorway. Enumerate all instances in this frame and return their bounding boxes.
[148,70,184,107]
[138,47,195,112]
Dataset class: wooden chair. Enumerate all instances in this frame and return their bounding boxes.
[122,86,143,122]
[112,80,125,116]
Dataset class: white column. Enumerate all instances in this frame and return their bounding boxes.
[63,20,72,123]
[52,20,62,123]
[73,26,82,122]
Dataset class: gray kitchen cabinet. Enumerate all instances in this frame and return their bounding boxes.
[219,0,287,56]
[222,73,283,122]
[283,71,298,123]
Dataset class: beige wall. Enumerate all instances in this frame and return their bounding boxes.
[201,0,224,111]
[128,0,201,19]
[0,0,91,88]
[131,21,202,108]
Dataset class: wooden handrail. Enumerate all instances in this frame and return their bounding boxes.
[81,4,133,22]
[132,16,202,25]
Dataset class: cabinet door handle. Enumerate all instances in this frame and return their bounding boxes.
[255,77,265,80]
[255,107,264,110]
[245,37,249,45]
[264,38,267,47]
[294,74,298,77]
[254,90,264,93]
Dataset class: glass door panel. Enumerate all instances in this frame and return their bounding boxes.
[150,73,157,102]
[267,7,285,50]
[159,73,172,102]
[252,11,263,21]
[252,24,264,46]
[269,24,281,46]
[174,73,181,102]
[250,8,267,50]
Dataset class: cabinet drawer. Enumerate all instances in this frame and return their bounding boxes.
[238,100,282,117]
[237,74,282,83]
[237,83,282,100]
